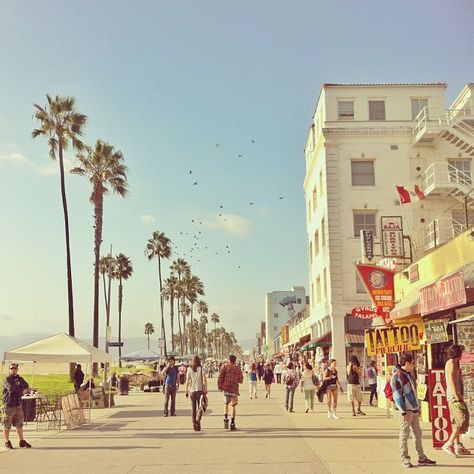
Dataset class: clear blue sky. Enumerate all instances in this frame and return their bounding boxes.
[0,1,473,348]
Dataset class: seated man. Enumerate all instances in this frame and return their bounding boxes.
[148,373,161,392]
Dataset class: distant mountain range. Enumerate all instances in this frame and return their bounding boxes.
[0,333,257,362]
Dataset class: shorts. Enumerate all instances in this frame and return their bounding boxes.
[347,384,363,403]
[327,384,338,392]
[224,393,239,406]
[449,401,470,434]
[2,406,24,429]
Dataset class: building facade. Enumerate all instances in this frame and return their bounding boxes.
[302,82,474,367]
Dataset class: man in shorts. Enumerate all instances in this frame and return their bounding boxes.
[443,344,471,456]
[2,363,31,449]
[218,355,243,431]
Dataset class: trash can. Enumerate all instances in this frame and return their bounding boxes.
[119,376,129,395]
[21,398,37,422]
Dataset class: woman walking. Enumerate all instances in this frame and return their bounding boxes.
[248,363,258,399]
[300,362,318,413]
[367,360,378,406]
[263,364,274,398]
[185,355,208,431]
[324,359,343,419]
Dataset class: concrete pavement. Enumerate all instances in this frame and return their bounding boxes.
[1,380,473,473]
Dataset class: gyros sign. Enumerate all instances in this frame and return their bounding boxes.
[351,307,378,319]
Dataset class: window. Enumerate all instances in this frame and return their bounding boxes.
[353,211,377,237]
[316,277,321,304]
[351,161,375,186]
[309,241,313,264]
[314,230,319,257]
[369,100,385,120]
[411,98,428,120]
[312,185,318,210]
[448,160,472,185]
[274,313,279,318]
[338,101,354,120]
[297,298,302,304]
[356,272,366,294]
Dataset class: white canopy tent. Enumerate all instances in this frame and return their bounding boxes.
[3,332,111,364]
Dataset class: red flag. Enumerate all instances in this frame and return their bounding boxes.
[414,184,426,200]
[396,185,411,204]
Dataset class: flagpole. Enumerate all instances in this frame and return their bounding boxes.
[395,187,421,263]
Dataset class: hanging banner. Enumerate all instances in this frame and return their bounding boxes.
[364,317,424,355]
[424,319,449,344]
[420,271,466,316]
[355,264,395,320]
[360,229,374,262]
[428,369,452,448]
[381,216,404,257]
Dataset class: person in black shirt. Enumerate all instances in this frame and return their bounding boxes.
[73,364,85,392]
[2,363,32,449]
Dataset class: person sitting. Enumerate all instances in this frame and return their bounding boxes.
[148,373,161,392]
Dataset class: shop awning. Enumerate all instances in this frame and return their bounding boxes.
[345,333,365,346]
[302,332,332,350]
[390,290,420,321]
[449,314,474,324]
[299,334,311,345]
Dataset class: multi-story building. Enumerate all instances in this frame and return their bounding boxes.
[265,286,306,354]
[302,82,474,368]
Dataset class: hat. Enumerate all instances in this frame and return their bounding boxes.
[9,363,19,369]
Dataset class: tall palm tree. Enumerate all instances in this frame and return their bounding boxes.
[184,274,204,354]
[197,300,208,354]
[162,275,178,352]
[145,231,172,356]
[170,259,190,354]
[115,253,133,366]
[71,140,128,351]
[144,322,155,350]
[99,254,116,353]
[210,313,220,358]
[199,314,208,355]
[32,94,87,337]
[180,301,191,353]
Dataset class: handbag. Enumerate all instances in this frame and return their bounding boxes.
[311,373,319,387]
[199,367,208,413]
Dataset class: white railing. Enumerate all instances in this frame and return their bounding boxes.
[420,162,472,195]
[423,215,467,251]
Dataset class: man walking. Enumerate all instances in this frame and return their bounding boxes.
[2,363,32,449]
[160,356,179,417]
[443,344,471,456]
[391,353,436,468]
[218,355,243,431]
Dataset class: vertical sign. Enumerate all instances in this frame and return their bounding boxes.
[381,216,404,257]
[360,229,374,262]
[428,369,452,448]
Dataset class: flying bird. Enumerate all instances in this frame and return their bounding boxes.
[216,144,221,147]
[193,182,198,185]
[237,154,243,158]
[279,196,284,200]
[251,140,255,144]
[249,202,254,205]
[189,170,192,175]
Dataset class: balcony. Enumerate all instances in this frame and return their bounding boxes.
[420,162,473,199]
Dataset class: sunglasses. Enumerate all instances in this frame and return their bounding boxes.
[9,366,18,370]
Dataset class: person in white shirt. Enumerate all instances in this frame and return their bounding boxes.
[185,355,208,432]
[274,361,282,383]
[366,360,378,406]
[300,362,319,413]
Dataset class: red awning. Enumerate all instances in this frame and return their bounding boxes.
[299,334,311,345]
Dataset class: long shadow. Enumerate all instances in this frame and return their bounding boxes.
[30,445,160,451]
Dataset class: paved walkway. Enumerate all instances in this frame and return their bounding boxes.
[1,380,473,473]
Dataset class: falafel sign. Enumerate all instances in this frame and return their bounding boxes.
[364,317,424,355]
[355,264,395,319]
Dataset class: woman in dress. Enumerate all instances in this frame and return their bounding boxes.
[300,362,318,413]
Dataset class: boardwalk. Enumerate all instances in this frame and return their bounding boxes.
[1,380,472,473]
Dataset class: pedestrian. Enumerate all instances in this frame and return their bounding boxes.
[108,371,118,389]
[256,361,264,383]
[391,352,436,468]
[2,363,32,449]
[185,355,208,432]
[263,364,274,398]
[300,362,318,413]
[73,363,84,392]
[178,362,187,385]
[248,363,258,399]
[323,359,343,419]
[217,354,243,431]
[160,355,179,417]
[282,361,299,412]
[346,355,365,416]
[367,360,378,406]
[443,344,471,456]
[274,360,282,383]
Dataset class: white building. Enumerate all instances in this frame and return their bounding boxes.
[302,82,474,367]
[265,286,306,354]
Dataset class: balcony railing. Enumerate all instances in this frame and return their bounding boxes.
[420,162,472,196]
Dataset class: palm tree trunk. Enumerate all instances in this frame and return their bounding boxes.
[157,257,167,356]
[190,302,194,354]
[118,280,123,367]
[92,188,103,376]
[170,293,175,352]
[147,333,150,350]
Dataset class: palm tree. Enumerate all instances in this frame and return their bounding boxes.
[199,314,208,355]
[71,140,128,352]
[180,301,191,353]
[144,322,155,350]
[183,274,204,354]
[99,254,116,353]
[145,231,172,356]
[162,275,178,352]
[115,253,133,366]
[170,258,190,354]
[197,300,208,354]
[210,313,220,358]
[32,95,87,337]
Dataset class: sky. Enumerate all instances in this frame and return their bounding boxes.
[0,0,473,350]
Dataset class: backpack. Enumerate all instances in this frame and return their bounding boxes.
[384,379,394,401]
[285,371,295,386]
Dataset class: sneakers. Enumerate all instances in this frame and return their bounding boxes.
[331,412,339,419]
[327,411,332,418]
[224,418,229,429]
[4,441,13,450]
[195,420,201,432]
[455,444,472,456]
[402,458,413,468]
[417,456,436,466]
[442,443,459,458]
[230,422,236,431]
[19,440,31,448]
[356,410,366,416]
[305,408,309,413]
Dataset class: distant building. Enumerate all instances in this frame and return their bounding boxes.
[301,82,474,367]
[265,286,306,354]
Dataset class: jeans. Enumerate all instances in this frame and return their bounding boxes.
[398,411,425,460]
[276,373,281,383]
[164,385,177,415]
[369,383,378,405]
[249,381,257,398]
[304,389,315,411]
[190,390,203,422]
[285,386,296,411]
